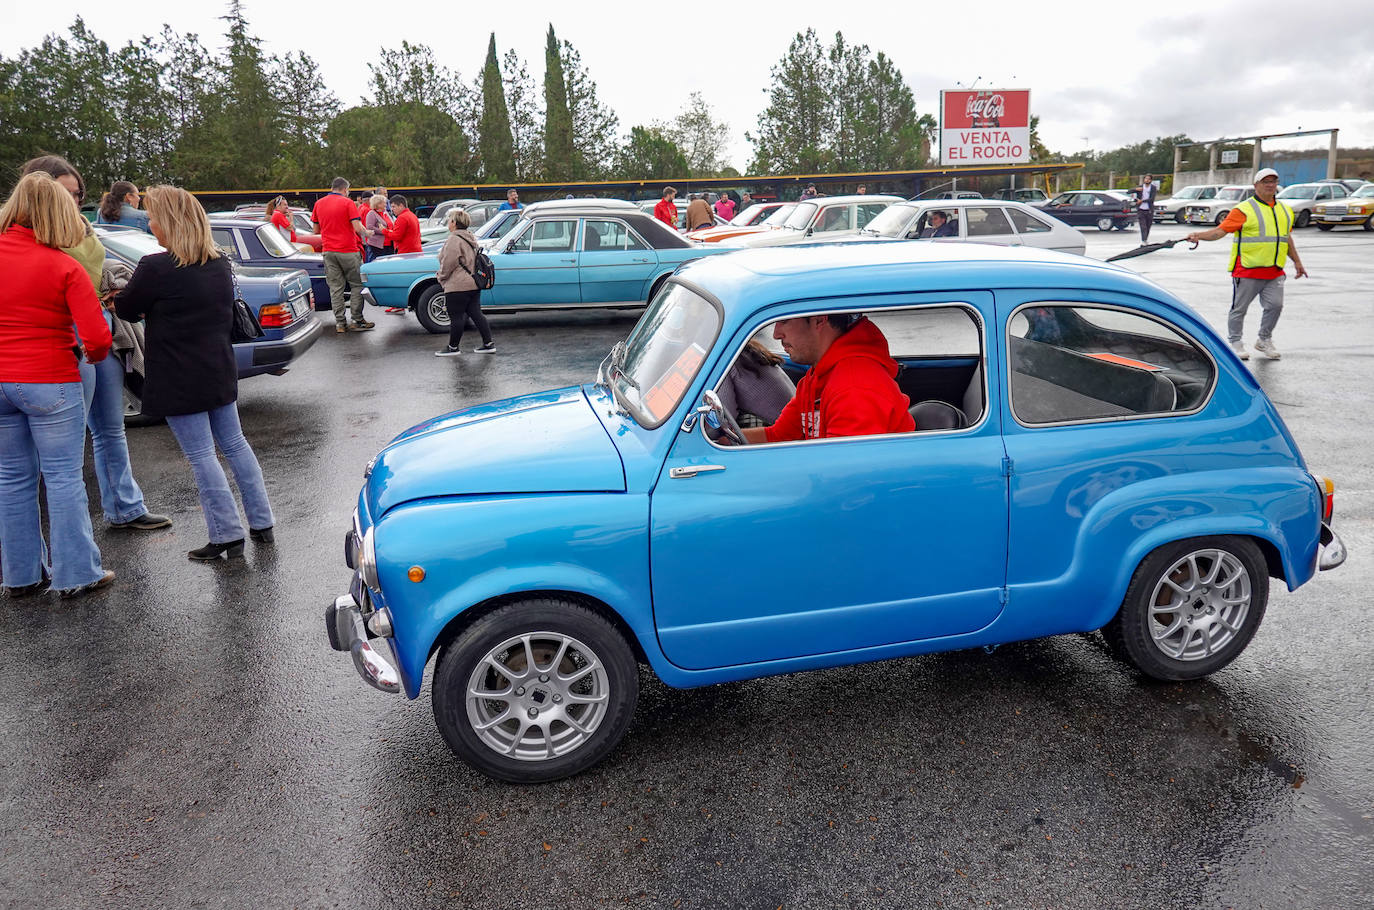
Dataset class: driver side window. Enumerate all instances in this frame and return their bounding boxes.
[511,219,576,252]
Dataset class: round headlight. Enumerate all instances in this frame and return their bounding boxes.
[359,526,380,591]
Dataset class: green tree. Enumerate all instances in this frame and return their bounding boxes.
[827,32,869,171]
[271,51,339,186]
[323,102,471,187]
[478,34,516,183]
[542,25,575,181]
[854,52,929,170]
[503,49,544,182]
[670,92,730,176]
[748,29,832,174]
[561,40,619,179]
[617,125,688,180]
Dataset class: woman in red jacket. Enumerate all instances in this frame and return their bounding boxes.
[0,173,116,598]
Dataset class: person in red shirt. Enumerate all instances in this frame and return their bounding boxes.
[0,171,116,598]
[269,196,296,242]
[312,177,373,333]
[653,186,678,230]
[384,195,422,253]
[735,313,915,444]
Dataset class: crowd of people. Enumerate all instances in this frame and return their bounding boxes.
[0,155,274,600]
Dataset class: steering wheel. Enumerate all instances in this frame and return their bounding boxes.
[702,389,747,446]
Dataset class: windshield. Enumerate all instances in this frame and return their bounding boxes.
[782,202,818,230]
[1277,185,1318,199]
[99,231,165,262]
[862,204,919,237]
[1217,187,1246,201]
[1173,186,1204,199]
[760,204,796,226]
[476,210,521,241]
[1353,186,1374,198]
[729,204,766,226]
[256,223,299,257]
[613,283,720,428]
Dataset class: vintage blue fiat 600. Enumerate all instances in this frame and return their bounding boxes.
[327,242,1346,783]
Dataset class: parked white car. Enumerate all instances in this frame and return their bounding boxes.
[1276,182,1350,228]
[1154,184,1226,223]
[1180,186,1256,226]
[723,195,902,248]
[835,199,1086,256]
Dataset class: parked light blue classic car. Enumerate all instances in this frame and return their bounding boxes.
[327,241,1346,783]
[359,200,733,333]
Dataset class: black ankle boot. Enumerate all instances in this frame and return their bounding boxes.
[188,539,245,561]
[249,526,274,543]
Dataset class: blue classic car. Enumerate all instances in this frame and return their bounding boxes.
[360,200,733,333]
[327,242,1346,783]
[97,227,322,421]
[209,216,334,310]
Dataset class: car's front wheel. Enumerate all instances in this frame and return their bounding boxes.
[1213,209,1230,225]
[1295,210,1311,229]
[1096,216,1114,231]
[432,598,639,783]
[414,284,451,334]
[1104,536,1268,681]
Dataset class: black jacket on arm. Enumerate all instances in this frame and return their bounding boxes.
[115,252,237,418]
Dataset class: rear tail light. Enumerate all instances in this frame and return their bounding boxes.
[1312,474,1334,522]
[257,303,293,328]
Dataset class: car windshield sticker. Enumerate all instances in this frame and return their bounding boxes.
[641,343,707,422]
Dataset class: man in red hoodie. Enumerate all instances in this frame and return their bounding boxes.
[738,313,914,443]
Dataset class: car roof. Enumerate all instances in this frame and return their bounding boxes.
[675,241,1184,323]
[793,194,903,205]
[524,199,638,214]
[206,217,269,228]
[889,199,1041,211]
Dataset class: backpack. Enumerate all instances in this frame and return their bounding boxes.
[461,237,496,290]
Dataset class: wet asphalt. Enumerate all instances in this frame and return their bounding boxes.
[2,223,1371,909]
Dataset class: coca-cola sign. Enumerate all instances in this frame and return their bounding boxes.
[940,89,1031,166]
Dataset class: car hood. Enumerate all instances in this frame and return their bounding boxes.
[364,386,626,516]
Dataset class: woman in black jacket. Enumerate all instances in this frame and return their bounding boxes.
[114,186,274,560]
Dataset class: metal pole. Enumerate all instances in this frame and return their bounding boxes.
[1208,144,1218,183]
[1253,138,1263,179]
[1329,129,1339,179]
[1173,144,1183,190]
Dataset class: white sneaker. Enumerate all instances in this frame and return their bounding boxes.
[1230,341,1249,361]
[1253,338,1281,360]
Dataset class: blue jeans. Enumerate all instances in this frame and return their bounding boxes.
[166,403,274,544]
[79,335,148,523]
[0,382,105,589]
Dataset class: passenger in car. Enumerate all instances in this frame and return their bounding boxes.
[716,340,794,427]
[920,211,957,238]
[734,314,915,444]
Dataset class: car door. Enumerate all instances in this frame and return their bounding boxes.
[578,218,657,305]
[649,297,1009,671]
[493,217,580,306]
[1045,193,1081,225]
[964,206,1020,246]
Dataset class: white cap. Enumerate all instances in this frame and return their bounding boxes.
[1254,167,1280,183]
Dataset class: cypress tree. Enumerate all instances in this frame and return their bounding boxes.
[478,33,516,183]
[542,25,574,181]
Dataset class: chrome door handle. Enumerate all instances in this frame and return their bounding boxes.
[560,257,576,263]
[632,257,652,262]
[669,464,725,479]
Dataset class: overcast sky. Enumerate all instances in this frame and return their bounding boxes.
[4,0,1372,175]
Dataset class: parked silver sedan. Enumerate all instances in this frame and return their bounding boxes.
[835,199,1086,256]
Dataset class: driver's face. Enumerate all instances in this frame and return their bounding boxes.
[772,316,825,365]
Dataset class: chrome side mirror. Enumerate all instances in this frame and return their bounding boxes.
[681,389,725,433]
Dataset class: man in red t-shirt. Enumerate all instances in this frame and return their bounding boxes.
[653,186,678,230]
[312,177,373,333]
[383,195,422,254]
[734,314,915,444]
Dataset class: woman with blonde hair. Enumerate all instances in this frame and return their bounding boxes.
[115,186,275,561]
[434,206,494,356]
[0,172,116,598]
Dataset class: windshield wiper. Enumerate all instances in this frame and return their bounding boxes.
[608,341,640,391]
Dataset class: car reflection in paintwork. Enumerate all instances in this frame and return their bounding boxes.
[327,240,1346,784]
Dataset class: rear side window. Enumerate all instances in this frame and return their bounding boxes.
[1006,207,1052,234]
[965,207,1014,237]
[1008,304,1215,425]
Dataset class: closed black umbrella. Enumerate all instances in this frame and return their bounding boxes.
[1106,238,1199,262]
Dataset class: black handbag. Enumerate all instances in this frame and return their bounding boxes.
[229,264,264,343]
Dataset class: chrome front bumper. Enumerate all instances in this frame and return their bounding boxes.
[1319,522,1347,571]
[326,591,401,693]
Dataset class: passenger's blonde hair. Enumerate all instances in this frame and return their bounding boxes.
[0,171,88,249]
[144,185,220,266]
[446,207,471,229]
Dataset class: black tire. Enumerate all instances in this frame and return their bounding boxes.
[1317,223,1335,232]
[1096,216,1114,232]
[1103,536,1268,682]
[1213,209,1230,225]
[414,283,450,334]
[1363,217,1373,232]
[432,598,639,783]
[1174,211,1187,224]
[1294,210,1311,229]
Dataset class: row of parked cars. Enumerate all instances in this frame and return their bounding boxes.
[1154,178,1371,229]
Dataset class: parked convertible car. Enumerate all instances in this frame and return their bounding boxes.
[361,200,733,332]
[723,195,902,248]
[839,198,1085,255]
[209,216,333,310]
[1043,191,1138,231]
[326,241,1346,783]
[1313,183,1374,231]
[97,227,323,422]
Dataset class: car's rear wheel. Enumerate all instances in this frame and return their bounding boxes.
[1317,223,1335,232]
[1295,210,1311,229]
[1104,536,1268,681]
[414,284,450,334]
[432,598,639,783]
[1096,216,1114,231]
[1213,209,1230,225]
